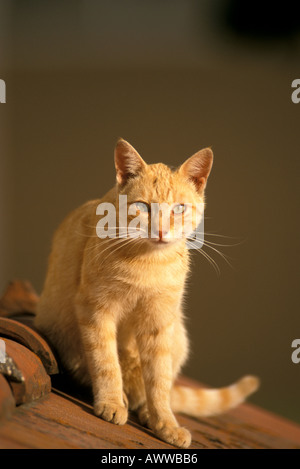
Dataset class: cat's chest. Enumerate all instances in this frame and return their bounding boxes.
[113,256,187,290]
[109,260,186,319]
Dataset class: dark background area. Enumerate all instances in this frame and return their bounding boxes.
[0,1,299,424]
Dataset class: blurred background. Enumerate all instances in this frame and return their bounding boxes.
[0,0,299,423]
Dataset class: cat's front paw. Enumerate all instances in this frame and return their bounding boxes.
[155,424,191,448]
[94,401,128,425]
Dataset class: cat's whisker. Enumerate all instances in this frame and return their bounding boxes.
[84,231,150,265]
[97,237,141,268]
[85,237,132,267]
[76,226,140,240]
[90,237,134,259]
[84,237,121,252]
[83,228,142,250]
[187,236,235,272]
[200,231,242,240]
[186,240,221,276]
[199,237,245,248]
[91,235,142,262]
[75,231,101,238]
[201,242,235,270]
[202,240,241,249]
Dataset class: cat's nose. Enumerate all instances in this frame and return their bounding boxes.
[151,228,170,241]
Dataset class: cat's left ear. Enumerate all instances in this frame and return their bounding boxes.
[179,147,213,193]
[114,138,147,187]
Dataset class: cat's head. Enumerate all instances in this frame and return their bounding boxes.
[113,139,213,248]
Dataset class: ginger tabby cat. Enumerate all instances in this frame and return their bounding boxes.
[35,139,259,448]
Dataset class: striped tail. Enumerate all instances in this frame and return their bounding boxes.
[171,375,260,418]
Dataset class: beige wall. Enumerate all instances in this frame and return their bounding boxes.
[2,2,300,424]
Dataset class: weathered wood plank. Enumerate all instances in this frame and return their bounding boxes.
[0,375,16,421]
[0,338,51,406]
[0,317,59,375]
[0,280,300,449]
[0,387,299,449]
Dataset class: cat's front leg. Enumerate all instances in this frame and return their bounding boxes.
[136,323,191,448]
[76,300,127,425]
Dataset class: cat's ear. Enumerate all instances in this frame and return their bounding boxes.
[114,139,147,187]
[179,147,213,193]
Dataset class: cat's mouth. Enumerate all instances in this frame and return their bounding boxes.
[148,236,177,247]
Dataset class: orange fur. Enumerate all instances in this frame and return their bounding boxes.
[35,139,259,448]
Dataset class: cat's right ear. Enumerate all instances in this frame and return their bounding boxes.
[114,139,147,187]
[179,147,213,193]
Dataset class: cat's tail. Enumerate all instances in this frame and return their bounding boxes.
[171,375,260,418]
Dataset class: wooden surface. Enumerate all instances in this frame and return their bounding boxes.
[0,317,59,375]
[0,280,300,449]
[0,377,300,449]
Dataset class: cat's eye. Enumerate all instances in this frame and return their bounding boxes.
[173,204,186,215]
[134,202,149,213]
